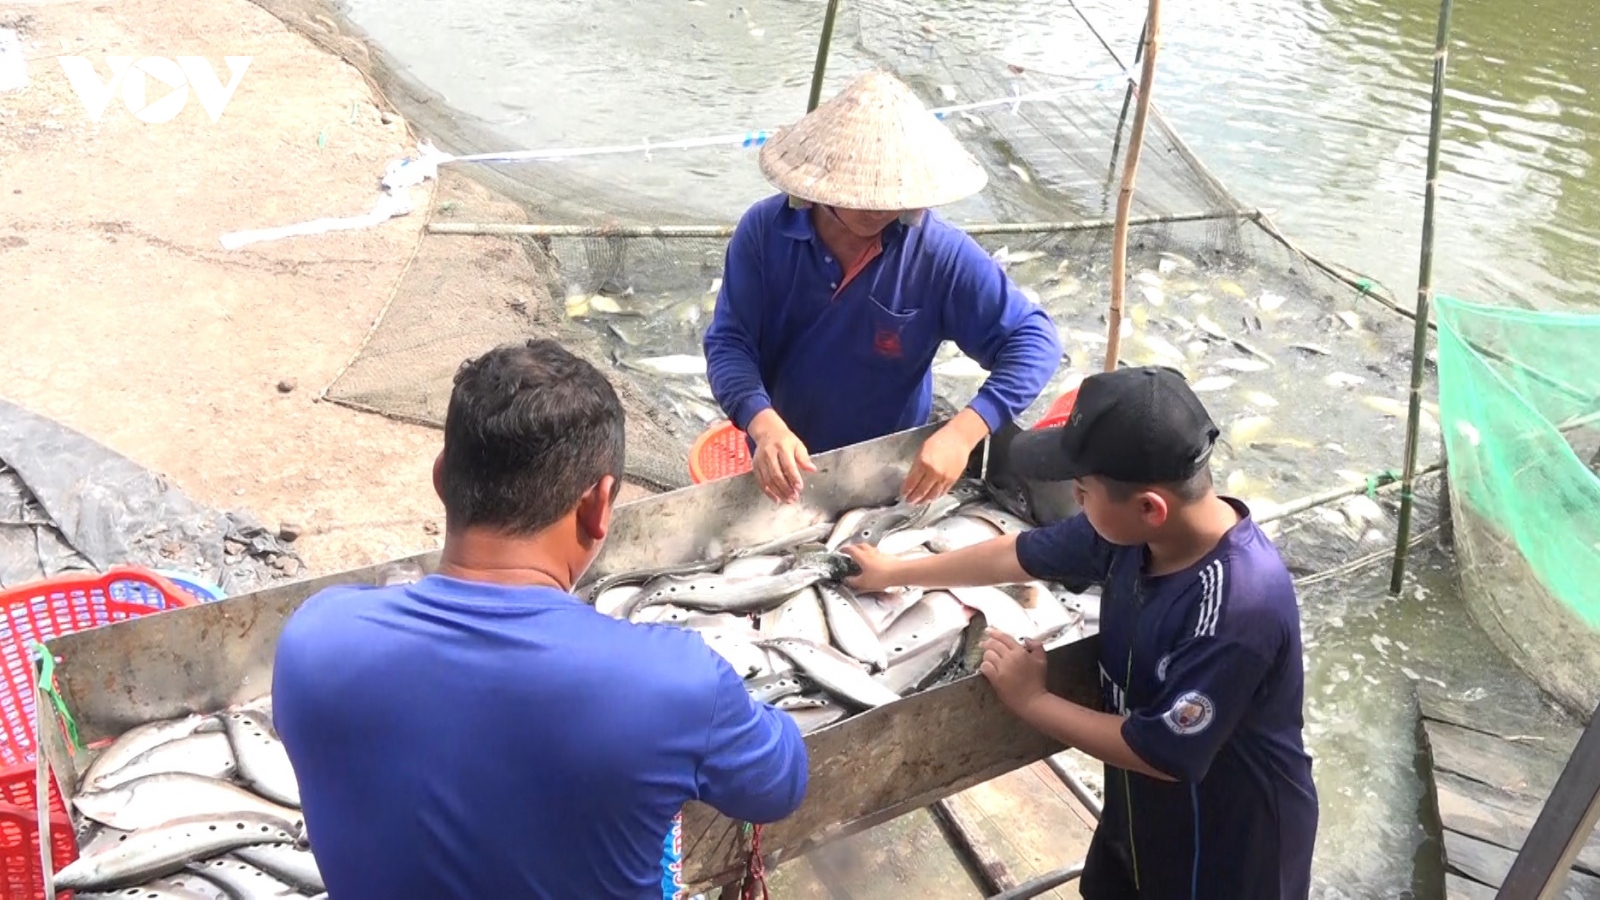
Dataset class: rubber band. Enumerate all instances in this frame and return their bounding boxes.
[30,643,82,753]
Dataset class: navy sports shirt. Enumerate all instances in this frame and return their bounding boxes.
[1016,499,1318,899]
[702,193,1062,455]
[272,575,808,899]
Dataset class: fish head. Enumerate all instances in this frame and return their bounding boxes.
[797,551,862,582]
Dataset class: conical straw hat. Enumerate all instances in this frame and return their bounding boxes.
[759,69,988,211]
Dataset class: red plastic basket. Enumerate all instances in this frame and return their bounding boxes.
[1033,386,1081,430]
[0,800,73,900]
[0,567,198,899]
[689,421,753,485]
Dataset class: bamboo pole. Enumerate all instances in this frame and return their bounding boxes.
[1105,18,1149,188]
[1103,0,1162,371]
[806,0,843,113]
[425,208,1261,239]
[1390,0,1455,595]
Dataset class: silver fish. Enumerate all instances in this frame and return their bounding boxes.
[579,554,732,603]
[696,629,772,679]
[949,586,1038,639]
[96,732,237,790]
[758,638,901,709]
[746,672,810,705]
[873,633,963,695]
[147,872,234,900]
[187,856,301,898]
[758,587,830,646]
[785,702,849,734]
[927,515,1003,552]
[817,582,887,672]
[825,505,917,551]
[234,843,325,894]
[593,585,642,618]
[726,522,835,559]
[856,588,925,635]
[880,591,974,666]
[73,773,302,833]
[962,505,1033,536]
[876,527,936,556]
[627,553,857,617]
[221,711,300,808]
[773,694,833,711]
[54,813,297,892]
[630,604,696,625]
[77,884,220,900]
[1006,582,1078,639]
[720,554,790,579]
[82,715,223,792]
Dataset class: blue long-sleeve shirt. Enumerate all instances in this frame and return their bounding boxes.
[702,193,1063,454]
[272,574,808,900]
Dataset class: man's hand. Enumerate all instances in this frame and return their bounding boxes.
[844,544,913,593]
[979,630,1049,716]
[902,408,989,504]
[747,410,816,504]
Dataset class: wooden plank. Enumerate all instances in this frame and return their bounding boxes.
[801,808,985,899]
[680,636,1102,890]
[931,798,1018,893]
[1446,873,1500,900]
[1496,697,1600,900]
[1432,769,1600,877]
[1443,831,1600,899]
[942,764,1097,899]
[1419,684,1580,757]
[1423,719,1571,800]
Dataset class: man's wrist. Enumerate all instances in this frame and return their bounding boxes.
[945,407,992,447]
[747,409,785,444]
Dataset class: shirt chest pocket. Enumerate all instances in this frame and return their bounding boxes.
[855,297,936,369]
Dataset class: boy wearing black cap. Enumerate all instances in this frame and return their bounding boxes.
[844,365,1318,899]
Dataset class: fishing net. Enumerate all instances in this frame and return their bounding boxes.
[1434,295,1600,717]
[264,0,1442,503]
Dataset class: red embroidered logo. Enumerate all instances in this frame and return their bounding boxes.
[873,328,903,359]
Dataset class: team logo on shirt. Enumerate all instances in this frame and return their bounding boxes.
[873,328,904,359]
[1163,690,1215,736]
[1156,653,1172,682]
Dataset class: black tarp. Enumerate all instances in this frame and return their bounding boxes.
[0,398,301,596]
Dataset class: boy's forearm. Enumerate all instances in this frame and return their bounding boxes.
[893,534,1030,588]
[1016,694,1176,782]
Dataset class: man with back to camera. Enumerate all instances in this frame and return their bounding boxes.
[272,339,809,899]
[843,366,1318,899]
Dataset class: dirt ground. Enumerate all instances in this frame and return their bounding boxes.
[0,0,646,577]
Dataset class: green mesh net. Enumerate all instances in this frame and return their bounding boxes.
[1436,294,1600,715]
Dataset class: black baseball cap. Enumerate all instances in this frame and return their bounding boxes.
[1008,366,1220,484]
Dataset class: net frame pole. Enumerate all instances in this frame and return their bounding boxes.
[806,0,844,113]
[1103,0,1162,371]
[1389,0,1454,594]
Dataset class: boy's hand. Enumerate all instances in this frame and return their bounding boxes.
[979,630,1049,715]
[841,544,902,593]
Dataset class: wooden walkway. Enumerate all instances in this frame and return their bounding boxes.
[743,752,1100,899]
[1418,684,1598,899]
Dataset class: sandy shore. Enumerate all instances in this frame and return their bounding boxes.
[0,0,646,577]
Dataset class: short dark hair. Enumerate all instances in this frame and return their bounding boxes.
[440,339,625,535]
[1097,465,1213,504]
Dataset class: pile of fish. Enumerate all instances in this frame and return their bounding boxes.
[54,699,328,899]
[580,480,1101,734]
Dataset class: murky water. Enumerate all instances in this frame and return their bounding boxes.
[335,0,1599,893]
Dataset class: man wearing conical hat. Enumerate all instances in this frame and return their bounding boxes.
[703,70,1063,505]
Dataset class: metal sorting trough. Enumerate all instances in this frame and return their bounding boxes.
[34,422,1100,892]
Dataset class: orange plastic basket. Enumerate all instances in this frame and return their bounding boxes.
[0,566,198,899]
[689,421,753,485]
